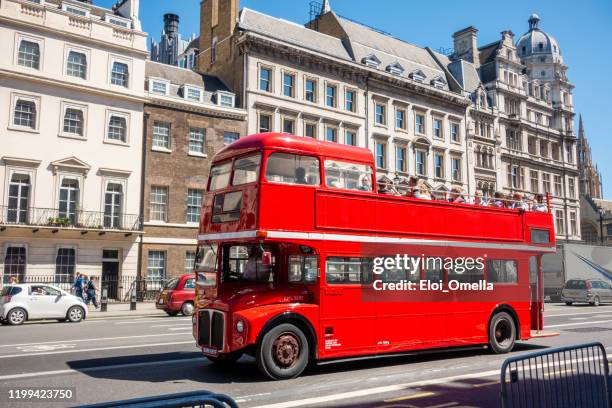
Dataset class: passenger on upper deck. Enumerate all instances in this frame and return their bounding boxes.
[448,187,466,204]
[492,192,506,208]
[474,190,488,206]
[359,175,372,192]
[532,194,548,213]
[413,179,432,200]
[378,177,400,196]
[511,193,529,211]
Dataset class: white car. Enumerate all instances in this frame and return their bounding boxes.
[0,284,87,325]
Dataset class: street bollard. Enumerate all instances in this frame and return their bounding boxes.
[100,288,108,312]
[130,290,136,311]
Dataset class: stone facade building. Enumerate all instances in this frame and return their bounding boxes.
[0,0,147,294]
[142,61,246,280]
[576,115,603,199]
[150,13,196,67]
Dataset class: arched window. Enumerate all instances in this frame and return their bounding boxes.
[8,174,30,223]
[104,183,123,228]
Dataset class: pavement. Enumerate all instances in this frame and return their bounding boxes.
[0,304,611,407]
[86,302,165,319]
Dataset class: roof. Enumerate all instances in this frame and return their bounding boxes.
[213,133,374,164]
[448,59,482,93]
[478,41,501,66]
[237,8,352,61]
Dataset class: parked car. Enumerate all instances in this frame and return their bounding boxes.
[156,274,196,316]
[0,284,87,325]
[561,279,612,306]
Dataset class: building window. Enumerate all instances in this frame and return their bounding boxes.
[396,146,406,172]
[506,129,522,151]
[326,84,337,108]
[433,118,443,139]
[189,128,205,154]
[375,141,386,169]
[555,210,565,235]
[185,251,196,273]
[345,130,356,146]
[434,152,444,178]
[570,211,577,236]
[415,113,425,134]
[217,92,234,107]
[111,61,129,87]
[304,122,317,138]
[149,186,168,222]
[103,183,123,229]
[151,80,169,95]
[7,174,30,223]
[13,99,37,129]
[345,89,356,112]
[542,173,551,194]
[63,108,84,136]
[568,178,576,199]
[55,248,75,283]
[18,40,40,69]
[283,73,295,97]
[540,140,549,158]
[375,103,386,125]
[185,87,202,102]
[259,67,272,92]
[305,78,317,102]
[415,150,427,176]
[451,157,461,182]
[3,246,26,284]
[508,165,523,189]
[566,144,574,164]
[66,51,87,79]
[259,114,272,133]
[530,170,539,193]
[147,251,166,280]
[396,109,406,130]
[282,118,295,134]
[152,122,171,149]
[224,131,239,145]
[58,178,79,224]
[107,114,127,142]
[187,189,203,223]
[325,127,337,143]
[451,122,460,142]
[554,175,562,197]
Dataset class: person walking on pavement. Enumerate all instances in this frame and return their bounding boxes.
[86,276,99,309]
[73,273,84,298]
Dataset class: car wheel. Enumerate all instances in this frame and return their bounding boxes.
[7,308,27,326]
[565,301,573,306]
[590,296,601,307]
[181,302,195,316]
[256,323,310,380]
[488,311,516,354]
[166,311,179,317]
[67,306,85,323]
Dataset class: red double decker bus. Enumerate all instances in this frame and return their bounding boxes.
[192,133,556,380]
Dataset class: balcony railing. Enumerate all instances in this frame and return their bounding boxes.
[0,206,142,232]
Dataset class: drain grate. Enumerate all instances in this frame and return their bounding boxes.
[563,327,612,333]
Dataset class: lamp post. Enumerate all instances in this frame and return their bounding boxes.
[597,206,605,245]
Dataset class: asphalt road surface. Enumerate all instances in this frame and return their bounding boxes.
[1,304,611,408]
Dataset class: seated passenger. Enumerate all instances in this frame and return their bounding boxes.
[492,192,506,208]
[359,175,372,191]
[405,176,419,197]
[511,193,529,211]
[243,246,271,283]
[413,180,432,200]
[448,187,466,204]
[532,194,548,212]
[473,190,488,206]
[295,167,308,184]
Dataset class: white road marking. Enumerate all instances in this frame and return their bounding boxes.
[17,344,76,352]
[546,319,612,328]
[0,341,194,359]
[0,332,192,348]
[545,310,612,318]
[169,327,191,331]
[569,318,588,320]
[115,318,190,325]
[0,357,203,381]
[150,324,192,329]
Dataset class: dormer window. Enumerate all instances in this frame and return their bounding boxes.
[409,70,426,82]
[149,78,169,96]
[61,2,89,17]
[430,76,447,89]
[362,54,381,68]
[216,91,235,108]
[182,85,203,102]
[104,13,131,28]
[386,62,404,76]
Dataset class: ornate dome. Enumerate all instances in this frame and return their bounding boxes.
[516,14,563,64]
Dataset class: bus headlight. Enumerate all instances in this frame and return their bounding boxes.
[236,320,244,333]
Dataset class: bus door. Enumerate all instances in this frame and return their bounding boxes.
[319,256,377,357]
[530,255,543,331]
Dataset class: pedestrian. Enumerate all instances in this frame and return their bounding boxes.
[86,276,99,309]
[73,273,84,298]
[81,275,89,303]
[9,276,18,284]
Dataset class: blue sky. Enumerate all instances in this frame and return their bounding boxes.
[100,0,612,198]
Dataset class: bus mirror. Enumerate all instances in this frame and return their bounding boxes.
[262,251,272,266]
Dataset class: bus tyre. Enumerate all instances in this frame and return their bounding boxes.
[565,302,573,306]
[257,323,309,380]
[488,312,516,354]
[590,296,600,307]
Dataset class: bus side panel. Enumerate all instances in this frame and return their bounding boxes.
[259,184,316,232]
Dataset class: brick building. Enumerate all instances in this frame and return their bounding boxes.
[141,61,246,281]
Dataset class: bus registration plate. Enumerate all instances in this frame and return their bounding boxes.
[202,347,218,356]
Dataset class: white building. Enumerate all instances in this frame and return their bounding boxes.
[0,0,148,297]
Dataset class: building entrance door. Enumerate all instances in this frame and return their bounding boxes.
[102,249,120,300]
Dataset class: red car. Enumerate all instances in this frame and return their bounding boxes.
[156,274,195,316]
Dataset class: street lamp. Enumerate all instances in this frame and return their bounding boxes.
[597,206,605,245]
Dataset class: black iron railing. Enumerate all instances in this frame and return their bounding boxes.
[0,206,142,232]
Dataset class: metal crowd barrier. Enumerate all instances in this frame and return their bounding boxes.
[500,342,610,408]
[74,390,239,408]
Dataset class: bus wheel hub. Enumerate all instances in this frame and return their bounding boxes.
[273,334,299,366]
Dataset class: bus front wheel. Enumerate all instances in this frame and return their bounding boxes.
[488,311,516,354]
[256,323,309,380]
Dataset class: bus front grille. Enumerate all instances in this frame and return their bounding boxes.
[198,309,225,350]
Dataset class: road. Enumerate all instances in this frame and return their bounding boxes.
[0,304,611,407]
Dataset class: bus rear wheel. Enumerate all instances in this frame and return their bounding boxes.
[488,311,516,354]
[256,323,309,380]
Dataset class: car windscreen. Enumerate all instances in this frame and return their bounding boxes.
[565,280,586,289]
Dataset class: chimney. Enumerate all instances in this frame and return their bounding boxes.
[452,26,480,68]
[163,13,180,36]
[115,0,141,30]
[500,30,514,46]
